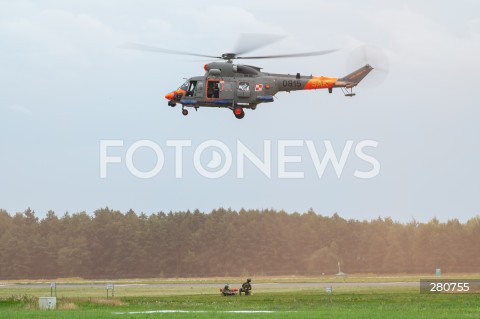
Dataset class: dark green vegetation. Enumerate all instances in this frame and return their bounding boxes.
[0,288,479,319]
[0,208,479,279]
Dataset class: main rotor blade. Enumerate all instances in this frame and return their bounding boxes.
[120,43,221,59]
[236,49,338,60]
[233,33,286,56]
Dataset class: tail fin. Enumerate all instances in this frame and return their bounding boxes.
[338,64,373,87]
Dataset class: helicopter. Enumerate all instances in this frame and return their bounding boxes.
[124,35,374,119]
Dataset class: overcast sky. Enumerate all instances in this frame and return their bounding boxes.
[1,0,479,222]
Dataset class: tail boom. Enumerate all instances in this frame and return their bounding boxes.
[334,64,373,88]
[302,64,373,91]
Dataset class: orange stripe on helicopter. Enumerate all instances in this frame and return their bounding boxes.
[165,89,186,100]
[303,76,338,90]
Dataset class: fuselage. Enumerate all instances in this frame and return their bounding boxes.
[164,62,373,118]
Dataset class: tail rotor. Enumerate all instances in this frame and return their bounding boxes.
[346,45,389,88]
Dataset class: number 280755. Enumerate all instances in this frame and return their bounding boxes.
[429,282,469,292]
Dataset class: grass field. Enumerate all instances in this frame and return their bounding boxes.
[1,276,479,318]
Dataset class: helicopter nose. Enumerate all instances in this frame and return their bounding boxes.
[165,92,174,100]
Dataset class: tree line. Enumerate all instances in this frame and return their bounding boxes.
[0,208,478,279]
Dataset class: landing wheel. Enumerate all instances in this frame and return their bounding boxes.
[168,101,176,107]
[233,107,244,119]
[182,109,188,116]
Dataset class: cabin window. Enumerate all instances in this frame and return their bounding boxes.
[207,80,220,98]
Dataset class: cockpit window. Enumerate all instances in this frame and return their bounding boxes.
[185,80,198,97]
[179,81,189,91]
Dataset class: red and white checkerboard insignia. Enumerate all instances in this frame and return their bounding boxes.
[255,84,263,92]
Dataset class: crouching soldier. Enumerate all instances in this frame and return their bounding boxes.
[221,284,236,296]
[239,278,252,295]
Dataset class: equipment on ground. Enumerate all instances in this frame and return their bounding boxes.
[220,284,238,296]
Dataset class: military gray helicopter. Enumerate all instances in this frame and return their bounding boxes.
[124,35,373,119]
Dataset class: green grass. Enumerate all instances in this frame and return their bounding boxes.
[0,283,479,318]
